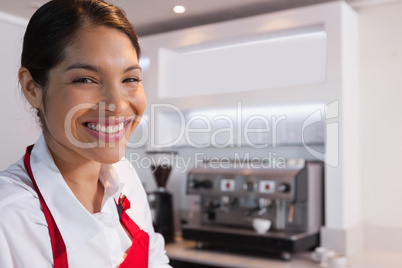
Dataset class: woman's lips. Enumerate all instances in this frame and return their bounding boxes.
[83,118,132,143]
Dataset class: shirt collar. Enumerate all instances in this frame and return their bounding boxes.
[30,134,125,252]
[99,164,125,207]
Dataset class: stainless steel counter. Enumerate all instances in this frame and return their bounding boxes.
[166,237,402,268]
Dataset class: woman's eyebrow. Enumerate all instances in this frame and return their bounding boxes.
[124,65,142,73]
[65,63,100,72]
[64,63,141,73]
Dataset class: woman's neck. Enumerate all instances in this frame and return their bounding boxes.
[44,133,105,214]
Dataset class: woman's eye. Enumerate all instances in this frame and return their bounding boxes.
[123,77,142,83]
[73,77,95,83]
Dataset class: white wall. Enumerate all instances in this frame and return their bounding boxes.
[0,12,40,170]
[358,2,402,251]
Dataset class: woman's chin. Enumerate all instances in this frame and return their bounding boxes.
[90,146,127,164]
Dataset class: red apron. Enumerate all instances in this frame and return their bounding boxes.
[24,145,149,268]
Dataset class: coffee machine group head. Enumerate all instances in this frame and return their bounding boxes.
[147,151,177,243]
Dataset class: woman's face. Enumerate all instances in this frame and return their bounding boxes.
[41,26,146,164]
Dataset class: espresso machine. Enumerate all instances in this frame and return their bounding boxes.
[182,160,324,260]
[147,151,176,243]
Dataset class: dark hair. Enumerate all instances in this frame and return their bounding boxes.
[21,0,141,88]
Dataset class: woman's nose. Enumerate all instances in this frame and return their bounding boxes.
[102,82,127,114]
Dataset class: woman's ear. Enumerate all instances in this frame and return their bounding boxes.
[19,67,43,109]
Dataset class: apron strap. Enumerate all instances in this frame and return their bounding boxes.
[119,230,149,268]
[116,195,150,268]
[24,145,68,268]
[119,213,149,268]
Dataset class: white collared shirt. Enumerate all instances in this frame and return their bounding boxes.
[0,135,171,268]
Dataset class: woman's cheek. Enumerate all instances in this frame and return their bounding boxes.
[56,95,90,140]
[133,89,147,113]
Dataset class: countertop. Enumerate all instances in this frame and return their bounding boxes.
[165,237,402,268]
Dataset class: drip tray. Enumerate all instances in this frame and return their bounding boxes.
[181,224,319,256]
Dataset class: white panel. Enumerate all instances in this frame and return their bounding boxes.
[359,2,402,230]
[147,103,326,149]
[0,18,41,170]
[158,30,327,98]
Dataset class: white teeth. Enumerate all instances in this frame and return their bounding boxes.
[86,122,125,134]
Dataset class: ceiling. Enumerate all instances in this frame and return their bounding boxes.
[0,0,390,36]
[0,0,338,36]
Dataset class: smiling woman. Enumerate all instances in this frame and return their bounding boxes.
[27,26,146,165]
[0,0,170,267]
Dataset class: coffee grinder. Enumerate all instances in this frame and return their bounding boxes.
[147,151,176,243]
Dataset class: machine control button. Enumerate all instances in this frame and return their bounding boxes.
[277,183,291,193]
[220,179,235,192]
[259,181,276,194]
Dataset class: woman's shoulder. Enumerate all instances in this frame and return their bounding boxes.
[0,160,45,235]
[0,162,50,266]
[0,158,38,211]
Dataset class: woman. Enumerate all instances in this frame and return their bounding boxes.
[0,0,171,267]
